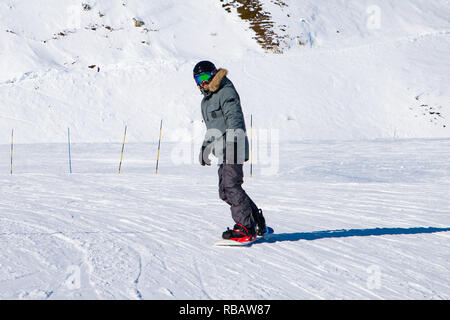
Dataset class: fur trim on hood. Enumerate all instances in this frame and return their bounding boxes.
[208,68,228,92]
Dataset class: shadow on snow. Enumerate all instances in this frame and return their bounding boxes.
[264,227,450,243]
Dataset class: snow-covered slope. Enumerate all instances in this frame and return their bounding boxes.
[1,0,450,143]
[1,1,449,300]
[1,140,449,299]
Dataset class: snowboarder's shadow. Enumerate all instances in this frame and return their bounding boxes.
[264,226,450,243]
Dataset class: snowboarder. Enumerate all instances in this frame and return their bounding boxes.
[193,61,266,242]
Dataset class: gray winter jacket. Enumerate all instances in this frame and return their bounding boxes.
[200,69,249,164]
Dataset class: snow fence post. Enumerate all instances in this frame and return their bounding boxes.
[68,128,72,174]
[118,125,127,174]
[155,119,163,174]
[10,129,14,175]
[250,114,253,178]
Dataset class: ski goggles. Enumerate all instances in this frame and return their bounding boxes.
[194,72,213,85]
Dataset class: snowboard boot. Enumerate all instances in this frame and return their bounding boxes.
[253,208,267,237]
[222,224,256,242]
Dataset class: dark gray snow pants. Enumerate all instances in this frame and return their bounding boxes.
[218,164,257,228]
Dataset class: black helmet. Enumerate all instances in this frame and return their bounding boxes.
[193,61,217,77]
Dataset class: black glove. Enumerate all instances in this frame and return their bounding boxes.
[199,145,212,166]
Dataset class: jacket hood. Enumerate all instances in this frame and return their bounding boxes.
[208,68,228,93]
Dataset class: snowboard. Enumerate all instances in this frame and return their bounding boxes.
[214,227,274,247]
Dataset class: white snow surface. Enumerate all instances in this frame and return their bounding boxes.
[1,140,449,299]
[0,0,449,299]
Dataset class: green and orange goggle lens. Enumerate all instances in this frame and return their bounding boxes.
[195,72,213,85]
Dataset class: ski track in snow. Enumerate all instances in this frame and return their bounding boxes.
[0,140,449,299]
